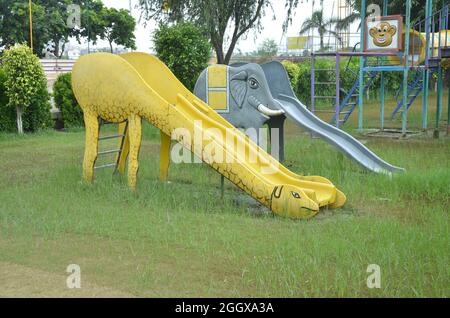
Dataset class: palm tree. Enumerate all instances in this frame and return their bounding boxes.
[299,9,342,51]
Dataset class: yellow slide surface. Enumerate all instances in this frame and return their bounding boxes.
[72,52,346,219]
[387,30,450,66]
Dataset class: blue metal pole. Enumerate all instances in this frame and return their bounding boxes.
[422,0,432,130]
[402,0,412,135]
[336,53,341,128]
[435,65,443,136]
[380,0,388,130]
[435,3,445,137]
[358,0,366,131]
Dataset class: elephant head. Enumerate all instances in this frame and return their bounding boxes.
[194,63,285,130]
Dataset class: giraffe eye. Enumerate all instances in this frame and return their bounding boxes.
[291,191,301,199]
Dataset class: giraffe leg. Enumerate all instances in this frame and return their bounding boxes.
[127,114,142,189]
[159,130,171,182]
[116,121,130,175]
[83,111,99,183]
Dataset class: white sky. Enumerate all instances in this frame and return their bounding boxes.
[76,0,357,53]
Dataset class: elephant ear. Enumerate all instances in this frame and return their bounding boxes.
[230,71,248,108]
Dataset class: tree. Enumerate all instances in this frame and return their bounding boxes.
[299,9,341,52]
[256,39,279,57]
[138,0,304,65]
[101,8,137,53]
[153,22,211,90]
[0,0,118,58]
[2,44,51,133]
[73,0,106,46]
[338,0,437,31]
[0,1,48,56]
[41,0,77,58]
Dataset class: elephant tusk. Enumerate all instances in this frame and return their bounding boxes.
[257,104,285,117]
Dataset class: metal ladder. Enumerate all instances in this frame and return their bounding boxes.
[331,68,379,126]
[94,119,128,172]
[311,67,337,116]
[390,68,425,119]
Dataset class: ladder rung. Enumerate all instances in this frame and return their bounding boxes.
[94,163,116,170]
[101,121,116,125]
[98,149,121,155]
[99,134,125,140]
[314,69,335,72]
[315,82,335,85]
[314,96,336,99]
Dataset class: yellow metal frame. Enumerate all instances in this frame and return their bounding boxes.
[387,30,450,66]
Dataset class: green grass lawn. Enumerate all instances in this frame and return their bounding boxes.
[0,96,449,297]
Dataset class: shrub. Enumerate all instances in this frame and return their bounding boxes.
[153,22,211,91]
[281,60,300,90]
[0,67,16,132]
[2,44,51,133]
[53,72,83,128]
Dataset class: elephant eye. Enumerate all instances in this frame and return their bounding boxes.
[291,191,301,199]
[249,78,259,89]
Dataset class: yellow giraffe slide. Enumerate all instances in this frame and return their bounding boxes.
[72,52,346,219]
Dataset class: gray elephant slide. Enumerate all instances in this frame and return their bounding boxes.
[194,63,287,161]
[194,62,404,175]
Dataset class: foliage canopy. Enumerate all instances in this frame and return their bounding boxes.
[153,22,211,90]
[139,0,304,64]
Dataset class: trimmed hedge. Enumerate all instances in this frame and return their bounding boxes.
[53,72,83,128]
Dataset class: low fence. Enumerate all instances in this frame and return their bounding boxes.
[41,59,75,90]
[40,59,76,115]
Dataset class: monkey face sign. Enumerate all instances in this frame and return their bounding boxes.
[369,22,397,47]
[365,16,402,52]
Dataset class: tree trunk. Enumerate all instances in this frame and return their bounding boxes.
[59,41,67,58]
[320,34,324,51]
[109,40,114,53]
[224,38,239,65]
[214,42,225,65]
[16,107,23,134]
[54,39,60,58]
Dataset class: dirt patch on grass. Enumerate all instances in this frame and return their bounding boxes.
[0,232,252,297]
[0,261,134,298]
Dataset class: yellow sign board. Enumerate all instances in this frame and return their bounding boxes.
[287,36,310,50]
